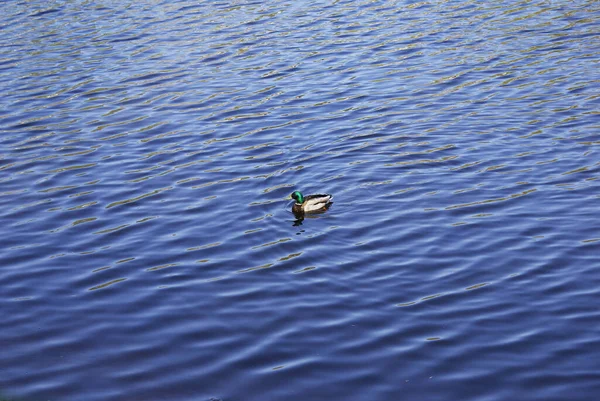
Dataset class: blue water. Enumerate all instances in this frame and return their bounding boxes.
[1,1,600,400]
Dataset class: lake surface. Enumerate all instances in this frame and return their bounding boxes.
[1,1,599,400]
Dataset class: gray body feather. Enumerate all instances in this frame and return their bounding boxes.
[299,194,332,212]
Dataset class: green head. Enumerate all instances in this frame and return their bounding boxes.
[291,191,304,204]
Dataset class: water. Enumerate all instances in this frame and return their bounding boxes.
[1,0,599,400]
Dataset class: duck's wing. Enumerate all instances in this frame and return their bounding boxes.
[303,194,333,212]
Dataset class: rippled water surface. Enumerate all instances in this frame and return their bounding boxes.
[1,1,600,400]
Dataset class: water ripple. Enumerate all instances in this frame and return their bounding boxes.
[1,1,600,401]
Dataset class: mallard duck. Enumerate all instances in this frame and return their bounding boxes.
[290,191,333,214]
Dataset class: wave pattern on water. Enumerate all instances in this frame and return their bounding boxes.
[1,1,599,400]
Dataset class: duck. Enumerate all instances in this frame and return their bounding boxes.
[290,191,333,215]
